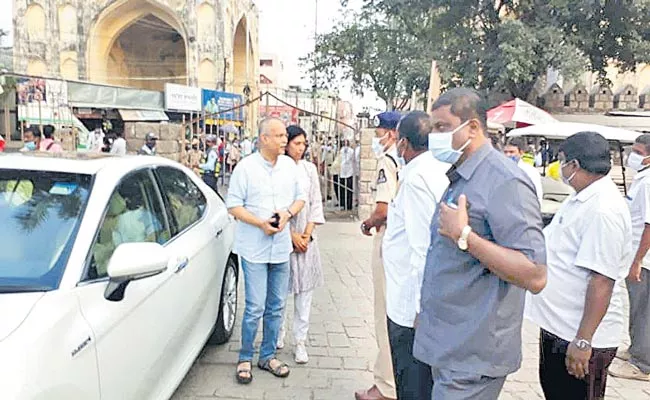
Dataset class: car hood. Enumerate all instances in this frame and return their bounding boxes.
[0,292,45,341]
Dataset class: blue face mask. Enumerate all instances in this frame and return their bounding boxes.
[509,155,520,163]
[24,141,36,151]
[428,121,471,164]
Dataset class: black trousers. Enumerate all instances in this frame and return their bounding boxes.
[202,173,219,194]
[337,176,354,210]
[539,329,617,400]
[387,317,433,400]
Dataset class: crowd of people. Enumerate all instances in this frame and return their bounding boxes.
[223,87,650,400]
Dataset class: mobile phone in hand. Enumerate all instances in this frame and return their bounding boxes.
[270,212,280,228]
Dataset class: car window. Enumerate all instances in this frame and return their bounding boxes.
[87,170,171,280]
[155,167,207,235]
[0,170,92,292]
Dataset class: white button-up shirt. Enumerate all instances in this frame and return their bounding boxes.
[339,146,355,179]
[525,176,632,348]
[626,167,650,270]
[226,153,307,264]
[382,152,449,328]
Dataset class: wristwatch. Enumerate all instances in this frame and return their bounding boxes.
[573,338,591,351]
[286,209,294,219]
[457,225,472,251]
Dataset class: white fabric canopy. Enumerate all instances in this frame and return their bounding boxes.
[506,122,642,143]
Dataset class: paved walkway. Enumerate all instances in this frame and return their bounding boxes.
[172,222,650,400]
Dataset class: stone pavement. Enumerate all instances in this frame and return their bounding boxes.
[172,222,650,400]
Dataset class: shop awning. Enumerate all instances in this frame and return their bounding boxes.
[118,109,169,122]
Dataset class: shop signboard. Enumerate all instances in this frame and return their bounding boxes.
[16,78,73,126]
[201,89,245,125]
[165,83,201,112]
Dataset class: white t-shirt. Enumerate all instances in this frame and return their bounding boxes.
[525,176,633,348]
[382,152,449,327]
[626,167,650,270]
[110,137,127,156]
[339,147,355,179]
[518,160,543,204]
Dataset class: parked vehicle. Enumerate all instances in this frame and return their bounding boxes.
[0,152,238,400]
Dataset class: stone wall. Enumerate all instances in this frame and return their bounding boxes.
[124,122,184,162]
[358,128,377,221]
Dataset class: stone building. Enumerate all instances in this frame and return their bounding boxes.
[12,0,259,128]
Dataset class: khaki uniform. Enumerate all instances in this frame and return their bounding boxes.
[370,146,399,398]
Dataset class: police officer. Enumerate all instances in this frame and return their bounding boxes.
[356,111,401,400]
[137,132,158,155]
[199,134,219,192]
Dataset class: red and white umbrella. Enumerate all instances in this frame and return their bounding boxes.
[488,98,557,127]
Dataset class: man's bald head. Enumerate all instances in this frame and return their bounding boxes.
[258,117,288,156]
[259,118,286,137]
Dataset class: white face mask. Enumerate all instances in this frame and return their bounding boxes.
[372,132,390,158]
[428,121,471,164]
[396,138,406,166]
[560,160,577,186]
[626,152,649,172]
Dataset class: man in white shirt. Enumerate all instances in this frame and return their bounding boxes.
[382,111,449,399]
[241,136,253,157]
[226,118,306,384]
[339,140,355,210]
[109,130,127,156]
[503,137,543,204]
[609,134,650,381]
[526,131,633,399]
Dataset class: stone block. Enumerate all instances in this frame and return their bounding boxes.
[159,123,181,141]
[359,193,374,206]
[359,170,375,182]
[156,139,179,154]
[360,159,376,172]
[358,205,372,221]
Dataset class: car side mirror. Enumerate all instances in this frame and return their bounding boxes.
[104,242,170,302]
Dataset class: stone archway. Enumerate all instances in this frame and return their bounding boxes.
[87,0,188,90]
[232,17,252,95]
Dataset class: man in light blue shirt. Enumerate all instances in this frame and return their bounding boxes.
[226,118,306,384]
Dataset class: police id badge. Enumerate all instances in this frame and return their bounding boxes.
[377,168,387,184]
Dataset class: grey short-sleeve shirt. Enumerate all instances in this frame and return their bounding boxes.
[413,144,546,377]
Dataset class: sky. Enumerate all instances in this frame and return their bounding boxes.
[255,0,385,113]
[0,3,12,46]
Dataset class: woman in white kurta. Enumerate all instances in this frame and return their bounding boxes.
[278,125,325,364]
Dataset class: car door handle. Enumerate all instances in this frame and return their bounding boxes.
[175,257,189,273]
[216,229,223,238]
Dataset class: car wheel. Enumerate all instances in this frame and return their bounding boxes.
[208,256,238,345]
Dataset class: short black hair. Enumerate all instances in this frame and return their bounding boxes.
[25,126,41,138]
[43,125,55,139]
[635,134,650,154]
[505,137,527,152]
[559,131,611,175]
[398,111,431,151]
[431,88,488,133]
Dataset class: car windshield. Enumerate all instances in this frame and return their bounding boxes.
[0,169,92,293]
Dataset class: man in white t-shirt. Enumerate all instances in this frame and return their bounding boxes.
[109,130,127,156]
[503,137,543,204]
[382,111,449,399]
[609,133,650,381]
[526,131,632,399]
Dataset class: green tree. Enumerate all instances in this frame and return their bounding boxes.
[317,0,650,104]
[303,12,430,110]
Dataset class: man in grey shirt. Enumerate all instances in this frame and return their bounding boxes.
[414,88,547,399]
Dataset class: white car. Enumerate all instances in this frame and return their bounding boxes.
[0,152,238,400]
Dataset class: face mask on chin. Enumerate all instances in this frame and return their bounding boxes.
[428,120,471,164]
[509,155,520,163]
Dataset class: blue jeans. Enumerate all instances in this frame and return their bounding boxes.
[239,258,290,363]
